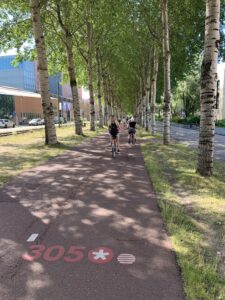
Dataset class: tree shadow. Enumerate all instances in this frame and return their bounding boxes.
[0,133,185,300]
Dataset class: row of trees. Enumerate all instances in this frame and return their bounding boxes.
[0,0,224,176]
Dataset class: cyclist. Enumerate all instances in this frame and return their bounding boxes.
[108,115,120,152]
[128,117,137,144]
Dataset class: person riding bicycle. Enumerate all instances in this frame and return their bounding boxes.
[108,115,120,152]
[128,117,137,144]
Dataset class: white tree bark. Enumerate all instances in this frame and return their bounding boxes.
[197,0,220,176]
[96,48,104,128]
[87,21,95,131]
[162,0,171,145]
[29,0,57,145]
[65,32,83,135]
[146,73,151,131]
[151,49,159,135]
[102,70,109,125]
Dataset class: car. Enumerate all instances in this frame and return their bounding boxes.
[28,118,43,126]
[54,116,66,124]
[19,118,29,126]
[0,119,15,128]
[40,119,45,125]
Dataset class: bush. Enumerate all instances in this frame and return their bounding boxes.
[186,115,200,125]
[215,119,225,127]
[156,116,163,121]
[171,115,200,125]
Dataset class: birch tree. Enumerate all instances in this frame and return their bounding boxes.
[197,0,221,176]
[55,1,83,135]
[29,0,58,145]
[162,0,171,145]
[96,47,104,128]
[151,48,159,135]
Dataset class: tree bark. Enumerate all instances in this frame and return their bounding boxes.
[102,70,109,125]
[29,0,57,145]
[197,0,220,176]
[65,32,83,135]
[162,0,171,145]
[87,21,95,131]
[151,49,159,135]
[146,73,151,131]
[96,48,104,128]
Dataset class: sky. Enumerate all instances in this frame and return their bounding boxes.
[0,49,17,56]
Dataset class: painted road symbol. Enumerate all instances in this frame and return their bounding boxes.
[27,233,39,242]
[88,247,114,264]
[117,254,136,264]
[22,245,135,265]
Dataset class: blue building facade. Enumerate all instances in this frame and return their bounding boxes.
[0,55,62,96]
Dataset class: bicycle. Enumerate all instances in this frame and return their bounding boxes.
[129,133,135,144]
[111,136,117,158]
[128,129,136,144]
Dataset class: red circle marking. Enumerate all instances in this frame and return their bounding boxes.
[88,247,114,264]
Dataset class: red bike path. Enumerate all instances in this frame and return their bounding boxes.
[0,132,185,300]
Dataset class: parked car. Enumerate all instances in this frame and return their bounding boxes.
[19,118,29,126]
[54,116,66,124]
[0,119,15,128]
[28,118,43,126]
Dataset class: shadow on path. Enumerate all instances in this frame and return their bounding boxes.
[0,133,185,300]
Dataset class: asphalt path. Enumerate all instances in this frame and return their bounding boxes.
[156,122,225,162]
[0,132,185,300]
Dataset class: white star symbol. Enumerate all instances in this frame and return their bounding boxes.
[92,249,110,260]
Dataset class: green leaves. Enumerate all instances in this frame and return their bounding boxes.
[0,0,224,115]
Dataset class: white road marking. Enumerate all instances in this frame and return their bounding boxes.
[27,233,39,242]
[92,249,110,260]
[117,254,136,264]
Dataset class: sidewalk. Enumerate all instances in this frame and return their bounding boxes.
[0,132,185,300]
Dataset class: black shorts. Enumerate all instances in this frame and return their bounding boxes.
[111,134,117,140]
[128,128,136,134]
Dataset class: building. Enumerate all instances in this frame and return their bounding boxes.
[0,55,62,96]
[0,55,92,122]
[0,86,60,124]
[217,63,225,120]
[0,55,36,92]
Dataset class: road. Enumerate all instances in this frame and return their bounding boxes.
[156,122,225,162]
[0,133,184,300]
[0,123,73,136]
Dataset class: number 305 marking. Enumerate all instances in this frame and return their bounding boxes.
[22,245,85,263]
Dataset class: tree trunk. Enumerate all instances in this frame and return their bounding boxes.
[29,0,57,145]
[143,93,146,128]
[162,0,171,145]
[108,79,114,115]
[146,74,151,131]
[102,71,109,125]
[65,32,83,135]
[197,0,220,176]
[96,48,104,128]
[87,22,95,131]
[151,49,159,135]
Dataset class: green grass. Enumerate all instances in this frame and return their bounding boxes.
[0,125,106,185]
[139,129,225,300]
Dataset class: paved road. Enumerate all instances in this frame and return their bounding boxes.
[156,122,225,162]
[0,133,184,300]
[0,125,45,133]
[0,122,73,135]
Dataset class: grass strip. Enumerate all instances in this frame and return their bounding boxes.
[140,129,225,300]
[0,124,106,185]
